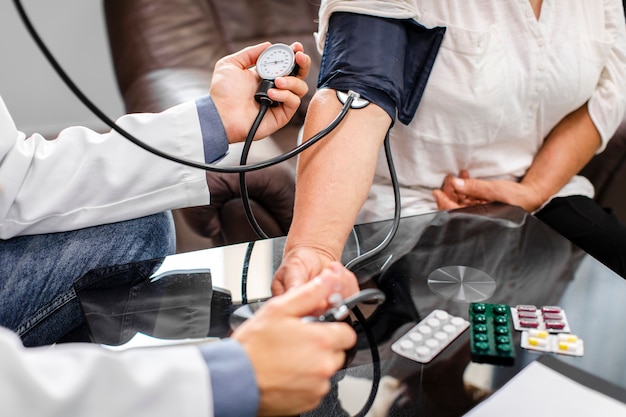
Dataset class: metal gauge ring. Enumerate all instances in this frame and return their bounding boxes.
[256,43,297,80]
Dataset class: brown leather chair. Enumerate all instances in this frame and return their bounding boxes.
[103,0,321,252]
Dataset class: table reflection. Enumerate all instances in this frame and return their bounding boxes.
[74,203,626,416]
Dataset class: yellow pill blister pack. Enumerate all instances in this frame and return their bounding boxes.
[521,329,584,356]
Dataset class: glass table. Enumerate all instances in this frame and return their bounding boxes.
[74,203,626,416]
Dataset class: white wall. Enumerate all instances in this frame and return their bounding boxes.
[0,0,124,136]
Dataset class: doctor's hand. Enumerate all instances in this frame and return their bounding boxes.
[232,263,358,416]
[210,42,311,144]
[432,170,545,212]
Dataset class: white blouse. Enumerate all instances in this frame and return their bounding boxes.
[316,0,626,221]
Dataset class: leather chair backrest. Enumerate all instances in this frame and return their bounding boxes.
[104,0,320,126]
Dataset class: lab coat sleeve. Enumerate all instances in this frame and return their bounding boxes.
[199,339,260,417]
[0,327,213,417]
[196,96,229,163]
[0,95,223,238]
[587,0,626,151]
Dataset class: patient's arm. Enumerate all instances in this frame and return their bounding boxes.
[272,10,444,295]
[272,89,391,295]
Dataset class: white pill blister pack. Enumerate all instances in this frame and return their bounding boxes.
[391,310,469,363]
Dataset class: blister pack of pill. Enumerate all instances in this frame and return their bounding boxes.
[469,303,516,366]
[391,310,469,364]
[510,305,570,333]
[521,329,584,356]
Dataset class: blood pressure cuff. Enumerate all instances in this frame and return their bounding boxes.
[319,12,446,125]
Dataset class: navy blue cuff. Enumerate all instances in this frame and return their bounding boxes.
[198,339,259,417]
[319,12,445,125]
[195,95,229,163]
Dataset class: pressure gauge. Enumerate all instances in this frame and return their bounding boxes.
[254,44,299,106]
[255,43,298,80]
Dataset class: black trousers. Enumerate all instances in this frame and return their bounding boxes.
[535,195,626,278]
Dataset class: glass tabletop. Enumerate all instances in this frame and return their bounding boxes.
[74,203,626,416]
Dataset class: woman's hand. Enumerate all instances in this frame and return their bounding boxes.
[433,170,545,212]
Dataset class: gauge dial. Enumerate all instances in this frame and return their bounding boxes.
[255,43,297,80]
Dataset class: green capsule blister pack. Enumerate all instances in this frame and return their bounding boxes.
[469,302,515,366]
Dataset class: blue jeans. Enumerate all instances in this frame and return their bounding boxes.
[0,212,176,347]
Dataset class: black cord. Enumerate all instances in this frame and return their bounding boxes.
[352,306,381,417]
[239,105,270,239]
[240,241,256,305]
[12,0,354,174]
[345,129,400,270]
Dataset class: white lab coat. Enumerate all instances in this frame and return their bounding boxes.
[0,96,211,239]
[0,327,212,417]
